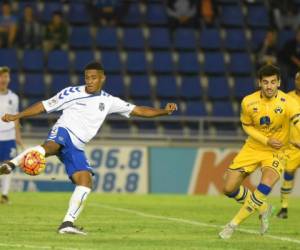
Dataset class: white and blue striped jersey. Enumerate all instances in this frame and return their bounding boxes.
[42,86,135,150]
[0,90,19,141]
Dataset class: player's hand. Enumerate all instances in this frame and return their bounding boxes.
[267,138,283,149]
[1,114,19,122]
[165,103,178,115]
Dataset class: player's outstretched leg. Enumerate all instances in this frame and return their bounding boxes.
[277,171,294,219]
[58,171,92,235]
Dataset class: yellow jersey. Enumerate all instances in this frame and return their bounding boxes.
[241,90,300,151]
[288,90,300,142]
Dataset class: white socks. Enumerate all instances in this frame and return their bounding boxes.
[63,185,91,223]
[11,145,45,166]
[1,174,11,196]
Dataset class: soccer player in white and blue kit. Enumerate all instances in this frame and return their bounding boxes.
[0,62,178,235]
[0,66,23,204]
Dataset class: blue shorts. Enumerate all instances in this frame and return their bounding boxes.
[0,140,17,161]
[46,127,93,178]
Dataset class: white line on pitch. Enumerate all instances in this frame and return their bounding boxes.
[92,203,300,245]
[0,243,80,250]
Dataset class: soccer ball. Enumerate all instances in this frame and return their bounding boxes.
[21,151,46,176]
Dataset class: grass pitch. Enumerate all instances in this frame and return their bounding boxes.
[0,193,300,250]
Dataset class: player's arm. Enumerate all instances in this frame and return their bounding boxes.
[14,119,24,148]
[131,103,177,117]
[2,102,45,122]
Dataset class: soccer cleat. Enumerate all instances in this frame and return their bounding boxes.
[219,223,237,239]
[58,221,87,235]
[0,195,10,204]
[276,208,288,219]
[259,204,275,235]
[0,161,15,175]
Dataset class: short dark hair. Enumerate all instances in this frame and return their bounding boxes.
[257,64,281,81]
[84,62,104,71]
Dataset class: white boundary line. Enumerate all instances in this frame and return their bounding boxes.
[0,243,80,250]
[92,203,300,245]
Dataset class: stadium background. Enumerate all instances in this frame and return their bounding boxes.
[2,0,300,196]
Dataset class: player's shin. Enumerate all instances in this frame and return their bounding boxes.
[10,145,46,167]
[280,172,294,209]
[1,174,11,196]
[63,185,91,223]
[231,183,271,226]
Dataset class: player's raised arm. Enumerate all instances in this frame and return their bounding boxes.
[2,101,45,122]
[131,103,177,117]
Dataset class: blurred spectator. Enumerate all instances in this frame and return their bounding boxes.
[87,0,127,26]
[199,0,216,27]
[166,0,199,30]
[256,29,278,68]
[268,0,300,30]
[43,11,68,51]
[0,1,17,48]
[279,29,300,78]
[18,5,42,49]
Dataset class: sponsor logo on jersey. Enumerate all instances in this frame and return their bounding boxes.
[48,97,58,107]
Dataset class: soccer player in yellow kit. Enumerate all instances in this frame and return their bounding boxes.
[219,64,300,239]
[277,71,300,219]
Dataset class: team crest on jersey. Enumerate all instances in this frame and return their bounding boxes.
[274,107,283,114]
[253,107,258,112]
[47,97,58,107]
[99,102,105,111]
[280,98,286,102]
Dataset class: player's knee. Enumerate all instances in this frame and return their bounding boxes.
[223,186,238,197]
[42,141,61,156]
[72,171,93,189]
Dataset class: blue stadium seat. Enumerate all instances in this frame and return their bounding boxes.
[69,27,92,49]
[156,75,178,99]
[148,28,171,49]
[68,3,90,24]
[126,51,147,73]
[50,74,71,96]
[185,101,207,116]
[177,52,199,74]
[9,73,20,94]
[220,5,244,27]
[179,76,202,100]
[145,3,168,25]
[199,28,222,50]
[207,77,231,100]
[246,5,269,28]
[212,101,235,117]
[95,27,118,49]
[224,29,247,51]
[251,29,267,50]
[123,2,142,25]
[40,2,63,23]
[73,51,95,72]
[151,51,174,73]
[229,52,253,75]
[47,50,70,72]
[123,28,145,50]
[0,49,18,71]
[129,75,151,98]
[174,28,197,50]
[101,51,122,73]
[23,73,46,98]
[203,52,226,75]
[22,49,44,72]
[103,74,125,97]
[233,76,256,99]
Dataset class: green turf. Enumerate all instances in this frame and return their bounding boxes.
[0,193,300,250]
